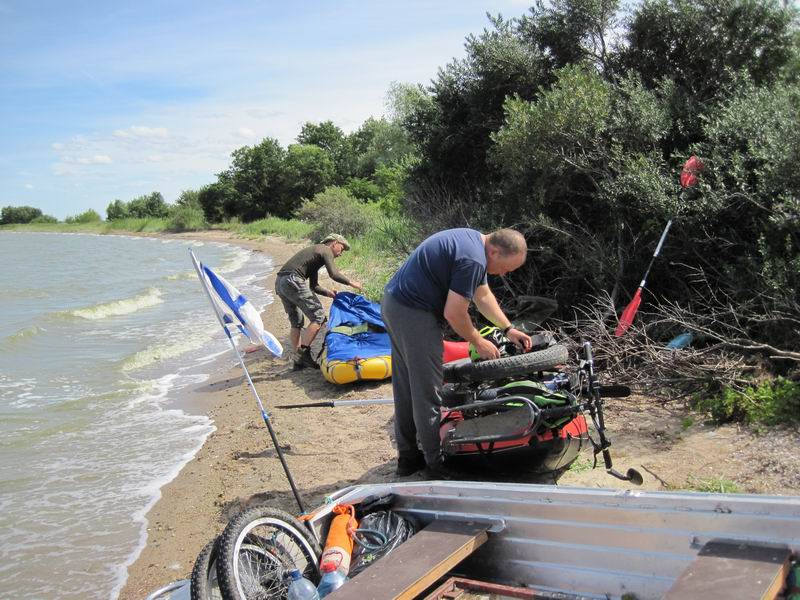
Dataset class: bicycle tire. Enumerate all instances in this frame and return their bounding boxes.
[190,536,223,600]
[216,505,321,600]
[443,344,569,383]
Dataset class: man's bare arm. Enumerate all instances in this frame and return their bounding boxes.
[443,290,500,360]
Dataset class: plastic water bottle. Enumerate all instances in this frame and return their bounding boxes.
[287,569,320,600]
[316,562,347,598]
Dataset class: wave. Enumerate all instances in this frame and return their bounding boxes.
[164,271,195,281]
[67,288,163,320]
[2,325,46,348]
[119,336,211,372]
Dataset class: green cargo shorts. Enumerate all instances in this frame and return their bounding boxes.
[275,273,326,329]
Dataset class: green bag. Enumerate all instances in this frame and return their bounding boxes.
[497,380,576,428]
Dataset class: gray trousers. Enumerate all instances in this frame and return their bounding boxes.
[381,293,444,465]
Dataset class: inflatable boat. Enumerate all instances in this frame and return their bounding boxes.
[319,292,392,385]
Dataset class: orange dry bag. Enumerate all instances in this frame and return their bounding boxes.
[320,504,357,575]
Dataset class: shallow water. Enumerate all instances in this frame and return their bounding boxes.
[0,232,276,599]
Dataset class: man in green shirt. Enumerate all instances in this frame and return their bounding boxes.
[275,234,363,370]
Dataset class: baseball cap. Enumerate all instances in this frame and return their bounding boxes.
[320,233,350,250]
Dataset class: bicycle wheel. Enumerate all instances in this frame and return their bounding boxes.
[191,536,223,600]
[217,505,321,600]
[443,344,569,383]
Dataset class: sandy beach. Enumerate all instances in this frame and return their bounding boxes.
[119,230,800,599]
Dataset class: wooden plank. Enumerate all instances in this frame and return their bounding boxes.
[326,520,489,600]
[663,540,791,600]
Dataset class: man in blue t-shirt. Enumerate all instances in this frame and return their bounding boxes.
[382,228,532,479]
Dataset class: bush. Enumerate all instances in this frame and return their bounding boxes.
[1,205,42,224]
[65,209,102,223]
[30,214,58,224]
[296,186,379,240]
[167,205,207,232]
[694,378,800,425]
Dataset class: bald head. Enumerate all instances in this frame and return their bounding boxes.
[485,229,527,275]
[487,229,526,257]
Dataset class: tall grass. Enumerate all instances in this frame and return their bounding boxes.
[218,217,315,241]
[337,214,417,300]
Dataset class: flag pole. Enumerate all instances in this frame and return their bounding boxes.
[190,249,306,514]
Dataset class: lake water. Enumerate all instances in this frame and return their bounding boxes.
[0,232,276,599]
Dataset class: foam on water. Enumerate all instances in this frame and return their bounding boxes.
[68,287,164,320]
[0,232,276,599]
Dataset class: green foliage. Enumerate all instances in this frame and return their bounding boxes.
[296,186,379,241]
[101,218,169,232]
[492,65,612,184]
[694,378,800,425]
[616,0,795,151]
[220,217,315,241]
[106,199,129,220]
[298,120,356,183]
[686,476,741,494]
[407,14,546,186]
[518,0,621,73]
[350,117,417,178]
[65,209,102,223]
[166,205,207,232]
[128,192,169,218]
[198,179,238,223]
[106,193,168,220]
[567,457,594,473]
[336,212,419,300]
[30,214,58,223]
[680,416,694,431]
[226,138,287,220]
[176,189,201,210]
[1,205,43,224]
[282,144,335,207]
[345,177,381,202]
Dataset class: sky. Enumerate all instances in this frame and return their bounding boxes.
[0,0,533,219]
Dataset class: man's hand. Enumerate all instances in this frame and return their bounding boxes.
[350,280,363,292]
[473,337,501,360]
[506,327,532,352]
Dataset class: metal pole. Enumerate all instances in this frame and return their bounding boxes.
[190,249,306,514]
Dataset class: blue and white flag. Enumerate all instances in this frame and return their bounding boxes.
[190,250,283,357]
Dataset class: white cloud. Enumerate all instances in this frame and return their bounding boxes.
[51,142,64,150]
[60,154,113,165]
[235,127,256,139]
[113,126,169,139]
[25,183,34,189]
[145,155,164,162]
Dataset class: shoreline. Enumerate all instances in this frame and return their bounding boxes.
[118,230,397,599]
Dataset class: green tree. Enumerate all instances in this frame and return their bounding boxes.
[349,117,416,178]
[282,144,336,211]
[298,120,356,183]
[226,138,286,220]
[128,192,169,218]
[198,178,238,223]
[615,0,796,152]
[106,199,129,220]
[405,14,547,190]
[175,189,201,210]
[65,209,102,223]
[0,205,43,224]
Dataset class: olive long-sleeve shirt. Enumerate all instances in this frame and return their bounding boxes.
[277,244,352,295]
